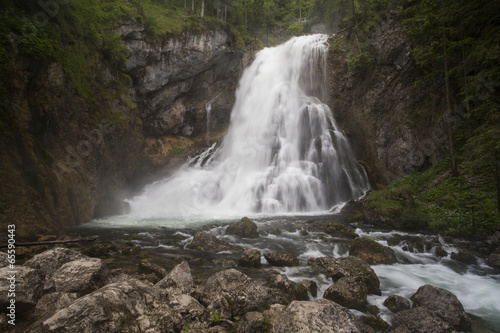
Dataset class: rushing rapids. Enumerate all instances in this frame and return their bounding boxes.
[128,34,369,220]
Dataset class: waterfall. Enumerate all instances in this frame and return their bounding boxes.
[205,92,222,146]
[129,34,370,219]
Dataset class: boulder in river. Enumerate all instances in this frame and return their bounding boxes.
[410,284,471,331]
[308,256,381,295]
[0,266,43,312]
[383,294,411,313]
[450,250,476,265]
[323,276,367,310]
[226,217,259,238]
[393,307,455,333]
[263,299,360,333]
[201,269,271,319]
[264,251,300,266]
[238,248,261,267]
[487,251,500,269]
[190,232,241,252]
[349,237,397,265]
[267,270,309,302]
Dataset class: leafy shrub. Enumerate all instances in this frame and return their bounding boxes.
[286,23,303,36]
[348,51,375,73]
[399,209,431,230]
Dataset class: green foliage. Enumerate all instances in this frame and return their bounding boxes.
[400,209,431,230]
[211,312,221,322]
[286,22,304,36]
[182,326,190,332]
[348,51,375,73]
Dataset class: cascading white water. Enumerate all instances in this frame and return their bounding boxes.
[128,34,370,220]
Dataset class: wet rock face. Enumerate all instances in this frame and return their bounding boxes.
[267,270,309,303]
[264,299,361,333]
[155,261,194,294]
[264,251,300,267]
[49,258,111,295]
[24,247,88,278]
[123,25,242,139]
[410,284,472,331]
[349,237,397,265]
[328,19,451,185]
[226,217,260,238]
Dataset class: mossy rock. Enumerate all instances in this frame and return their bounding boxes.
[349,237,397,265]
[226,217,259,239]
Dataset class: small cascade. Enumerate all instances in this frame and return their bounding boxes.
[205,93,222,146]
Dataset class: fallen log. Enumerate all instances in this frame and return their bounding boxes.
[0,237,97,248]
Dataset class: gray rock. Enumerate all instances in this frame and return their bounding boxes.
[35,292,79,319]
[323,276,368,310]
[0,266,43,312]
[30,279,164,333]
[238,249,261,268]
[349,237,397,265]
[383,294,411,313]
[202,269,270,319]
[236,311,265,333]
[410,284,471,331]
[301,279,318,298]
[393,307,455,333]
[137,302,183,333]
[308,256,381,295]
[267,270,309,302]
[450,250,476,265]
[0,252,9,268]
[264,251,299,267]
[138,262,168,280]
[24,247,87,278]
[50,257,111,295]
[357,315,389,333]
[168,294,213,330]
[487,252,500,269]
[155,261,194,294]
[190,232,241,252]
[226,217,259,238]
[264,299,361,333]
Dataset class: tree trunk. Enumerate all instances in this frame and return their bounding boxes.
[496,149,500,214]
[201,0,205,17]
[192,0,195,13]
[299,0,302,23]
[351,0,357,25]
[224,4,227,22]
[442,25,459,177]
[185,0,187,9]
[217,0,220,18]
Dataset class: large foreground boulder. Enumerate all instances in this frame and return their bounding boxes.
[349,237,397,265]
[49,258,111,295]
[29,279,165,332]
[24,247,88,278]
[201,269,270,319]
[226,217,259,238]
[264,299,360,333]
[410,284,471,331]
[308,256,381,295]
[190,232,241,252]
[0,266,43,312]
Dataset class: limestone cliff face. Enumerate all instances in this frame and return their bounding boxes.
[0,26,241,236]
[328,19,456,185]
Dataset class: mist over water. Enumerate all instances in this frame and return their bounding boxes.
[128,34,369,221]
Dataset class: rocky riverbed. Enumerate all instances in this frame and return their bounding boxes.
[1,214,499,332]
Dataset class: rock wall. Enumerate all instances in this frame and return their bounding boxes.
[0,25,242,236]
[327,19,458,185]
